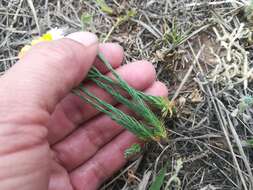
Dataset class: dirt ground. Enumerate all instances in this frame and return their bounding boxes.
[1,0,253,189]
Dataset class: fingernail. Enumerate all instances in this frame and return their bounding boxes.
[66,32,98,46]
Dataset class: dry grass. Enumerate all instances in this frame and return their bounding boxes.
[1,0,253,189]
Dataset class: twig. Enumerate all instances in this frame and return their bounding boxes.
[171,45,205,101]
[26,0,41,34]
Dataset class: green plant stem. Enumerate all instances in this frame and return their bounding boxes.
[91,54,167,138]
[91,77,167,138]
[73,86,154,140]
[88,54,173,117]
[73,53,170,141]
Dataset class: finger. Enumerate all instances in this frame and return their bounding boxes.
[0,32,98,123]
[94,43,123,73]
[48,162,73,190]
[47,61,156,144]
[68,32,124,74]
[52,82,168,171]
[70,131,140,190]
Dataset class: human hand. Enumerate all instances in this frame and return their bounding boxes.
[0,32,168,190]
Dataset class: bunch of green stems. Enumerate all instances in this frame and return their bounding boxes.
[73,53,173,141]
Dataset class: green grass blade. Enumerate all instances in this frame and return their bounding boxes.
[75,86,154,140]
[88,65,173,117]
[94,0,113,15]
[91,74,167,139]
[124,143,141,158]
[89,54,168,139]
[149,164,167,190]
[247,139,253,146]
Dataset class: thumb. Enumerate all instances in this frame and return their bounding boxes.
[0,32,98,121]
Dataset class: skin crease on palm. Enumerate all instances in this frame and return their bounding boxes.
[0,32,168,190]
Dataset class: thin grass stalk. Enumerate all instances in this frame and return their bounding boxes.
[73,86,155,140]
[91,77,167,139]
[88,57,173,117]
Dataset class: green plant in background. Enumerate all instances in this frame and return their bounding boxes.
[103,9,137,42]
[93,0,137,42]
[247,138,253,146]
[163,18,192,49]
[94,0,113,15]
[149,159,183,190]
[238,96,253,113]
[149,163,168,190]
[80,13,93,31]
[165,158,183,189]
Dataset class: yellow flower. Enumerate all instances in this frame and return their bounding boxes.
[18,28,64,58]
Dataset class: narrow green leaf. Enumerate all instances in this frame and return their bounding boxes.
[96,53,167,140]
[247,138,253,146]
[74,86,154,140]
[88,67,174,117]
[149,164,167,190]
[95,0,113,15]
[75,53,168,141]
[124,143,141,158]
